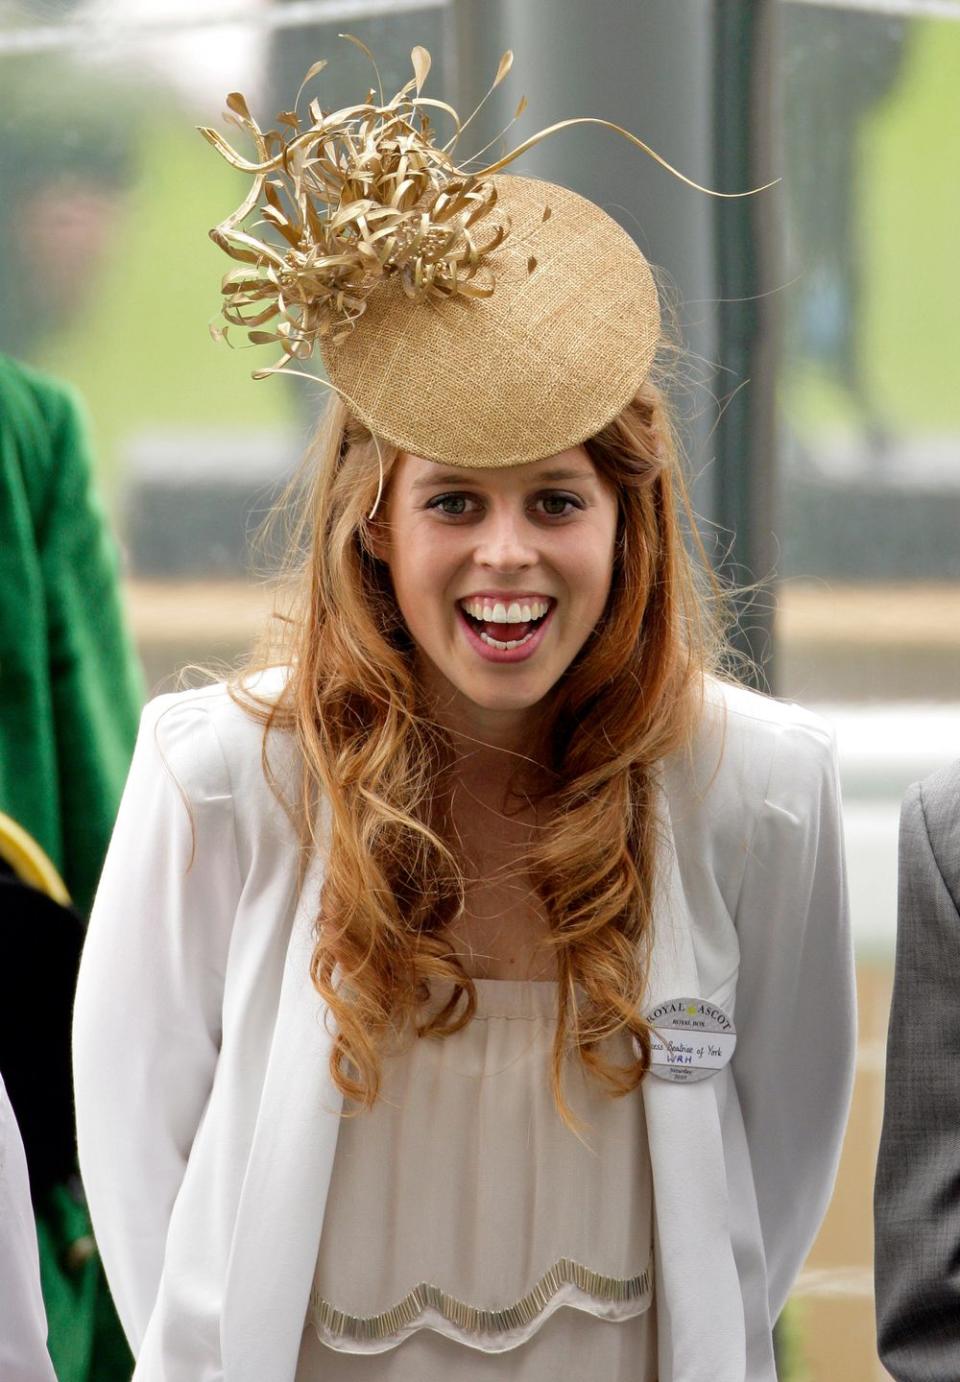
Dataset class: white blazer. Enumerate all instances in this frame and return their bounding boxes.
[73,675,855,1382]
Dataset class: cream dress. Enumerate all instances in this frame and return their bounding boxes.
[296,979,657,1380]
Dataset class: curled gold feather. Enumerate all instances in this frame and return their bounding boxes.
[203,41,507,370]
[203,38,774,375]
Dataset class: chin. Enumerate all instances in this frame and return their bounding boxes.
[459,678,553,715]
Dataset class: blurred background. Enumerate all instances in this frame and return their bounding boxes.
[1,0,957,1375]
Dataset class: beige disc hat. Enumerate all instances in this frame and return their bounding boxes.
[200,42,718,470]
[322,174,658,468]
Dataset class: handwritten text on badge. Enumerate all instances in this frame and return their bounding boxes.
[640,996,737,1084]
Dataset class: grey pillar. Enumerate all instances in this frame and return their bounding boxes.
[711,0,781,687]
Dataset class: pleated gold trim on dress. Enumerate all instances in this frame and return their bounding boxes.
[310,1256,653,1343]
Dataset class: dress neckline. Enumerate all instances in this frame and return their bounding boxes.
[426,976,559,1020]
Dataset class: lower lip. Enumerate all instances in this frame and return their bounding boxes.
[457,604,555,663]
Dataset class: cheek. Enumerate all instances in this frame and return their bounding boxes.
[570,528,618,618]
[387,527,459,621]
[390,560,429,626]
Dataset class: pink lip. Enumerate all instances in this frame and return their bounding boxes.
[456,603,555,664]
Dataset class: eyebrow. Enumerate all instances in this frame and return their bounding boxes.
[410,467,596,489]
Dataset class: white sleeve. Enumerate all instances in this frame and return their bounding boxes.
[731,715,856,1318]
[73,693,241,1352]
[0,1076,57,1382]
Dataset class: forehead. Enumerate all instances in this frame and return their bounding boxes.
[396,445,598,490]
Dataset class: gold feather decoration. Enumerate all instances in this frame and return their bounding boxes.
[199,38,515,373]
[200,36,776,377]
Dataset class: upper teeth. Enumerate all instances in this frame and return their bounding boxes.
[461,598,551,623]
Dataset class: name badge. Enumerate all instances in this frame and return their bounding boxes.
[637,996,737,1084]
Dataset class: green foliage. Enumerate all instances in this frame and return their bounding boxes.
[784,19,960,439]
[776,1299,812,1382]
[31,111,290,492]
[857,20,960,430]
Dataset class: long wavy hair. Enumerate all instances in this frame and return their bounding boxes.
[237,373,724,1126]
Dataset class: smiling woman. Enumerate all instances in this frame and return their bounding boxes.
[73,41,856,1382]
[382,447,619,707]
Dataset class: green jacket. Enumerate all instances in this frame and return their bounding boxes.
[0,355,142,1381]
[0,355,143,917]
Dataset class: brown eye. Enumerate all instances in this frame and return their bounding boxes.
[427,493,477,517]
[535,493,580,518]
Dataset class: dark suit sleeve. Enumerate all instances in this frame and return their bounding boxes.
[875,778,960,1380]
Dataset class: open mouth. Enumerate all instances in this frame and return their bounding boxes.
[458,597,554,651]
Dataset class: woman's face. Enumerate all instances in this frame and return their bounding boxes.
[377,447,619,736]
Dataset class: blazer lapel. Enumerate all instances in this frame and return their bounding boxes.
[221,860,344,1382]
[642,805,746,1381]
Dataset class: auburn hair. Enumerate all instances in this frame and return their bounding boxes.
[236,376,723,1126]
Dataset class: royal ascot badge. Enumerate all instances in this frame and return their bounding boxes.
[639,997,737,1084]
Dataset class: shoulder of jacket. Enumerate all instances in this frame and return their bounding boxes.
[0,357,83,465]
[140,671,294,803]
[664,680,841,918]
[706,676,833,742]
[0,354,68,415]
[0,357,69,521]
[672,677,837,814]
[916,759,960,823]
[914,760,960,897]
[705,675,835,767]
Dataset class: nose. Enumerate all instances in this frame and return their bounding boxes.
[473,505,538,572]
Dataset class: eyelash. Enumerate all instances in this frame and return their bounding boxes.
[425,492,584,519]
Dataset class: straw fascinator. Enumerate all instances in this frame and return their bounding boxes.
[201,39,750,469]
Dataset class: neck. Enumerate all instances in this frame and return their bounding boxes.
[416,664,547,794]
[442,713,540,811]
[449,703,536,757]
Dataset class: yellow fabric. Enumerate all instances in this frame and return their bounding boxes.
[0,811,70,905]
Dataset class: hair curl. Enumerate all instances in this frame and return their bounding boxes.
[236,374,723,1127]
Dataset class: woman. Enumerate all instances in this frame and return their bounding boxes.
[73,47,855,1382]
